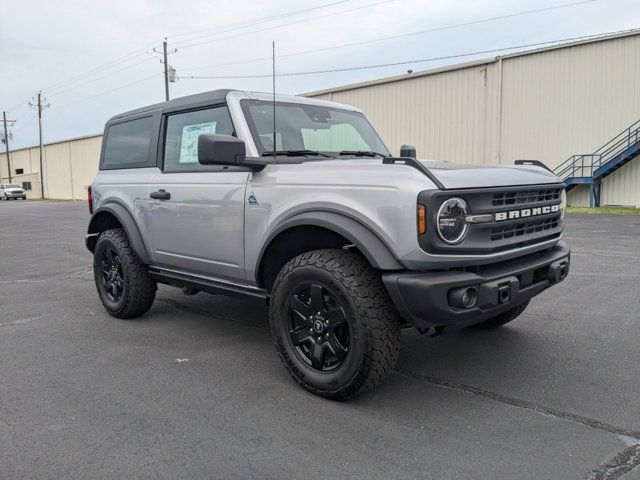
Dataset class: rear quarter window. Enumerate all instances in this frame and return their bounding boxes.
[102,116,155,169]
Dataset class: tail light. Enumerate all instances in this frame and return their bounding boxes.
[417,204,426,235]
[87,185,93,214]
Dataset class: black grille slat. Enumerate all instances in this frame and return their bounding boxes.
[492,189,561,207]
[490,217,560,241]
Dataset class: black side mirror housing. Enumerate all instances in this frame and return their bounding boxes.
[198,134,246,166]
[400,144,417,158]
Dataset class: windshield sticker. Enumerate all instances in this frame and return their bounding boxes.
[180,122,217,163]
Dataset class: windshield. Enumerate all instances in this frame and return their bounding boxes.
[241,100,390,157]
[5,184,21,189]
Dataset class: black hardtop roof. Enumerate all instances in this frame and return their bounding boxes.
[108,89,234,122]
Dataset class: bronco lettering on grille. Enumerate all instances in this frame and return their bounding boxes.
[494,204,560,222]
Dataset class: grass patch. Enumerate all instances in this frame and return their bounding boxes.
[566,206,640,215]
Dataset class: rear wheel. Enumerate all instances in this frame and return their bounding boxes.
[93,228,156,319]
[269,249,401,400]
[473,300,530,329]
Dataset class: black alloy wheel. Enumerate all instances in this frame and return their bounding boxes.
[286,282,350,371]
[269,249,401,400]
[93,228,156,319]
[99,247,125,303]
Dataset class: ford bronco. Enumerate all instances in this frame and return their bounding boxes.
[86,89,570,399]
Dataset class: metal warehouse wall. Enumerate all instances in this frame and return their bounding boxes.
[307,32,640,207]
[0,134,101,200]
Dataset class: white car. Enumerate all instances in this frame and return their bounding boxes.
[0,183,27,200]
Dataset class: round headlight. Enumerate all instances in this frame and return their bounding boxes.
[437,198,469,244]
[560,190,567,221]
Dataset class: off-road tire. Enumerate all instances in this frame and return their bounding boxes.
[269,249,401,400]
[473,300,530,329]
[93,228,156,319]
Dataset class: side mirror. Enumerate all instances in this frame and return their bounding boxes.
[400,144,417,158]
[198,134,246,166]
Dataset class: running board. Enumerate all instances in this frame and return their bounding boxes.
[149,268,269,299]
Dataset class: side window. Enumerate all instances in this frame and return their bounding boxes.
[163,106,235,172]
[102,116,154,168]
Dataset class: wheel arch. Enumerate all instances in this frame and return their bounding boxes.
[86,202,151,265]
[256,211,403,291]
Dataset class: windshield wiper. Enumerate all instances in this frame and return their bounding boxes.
[338,150,386,157]
[262,150,331,157]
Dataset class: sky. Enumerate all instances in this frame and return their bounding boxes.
[1,0,639,150]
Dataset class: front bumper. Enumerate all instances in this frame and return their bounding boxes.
[382,241,570,332]
[5,192,26,199]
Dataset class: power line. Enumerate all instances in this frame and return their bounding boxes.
[37,0,387,101]
[42,49,153,94]
[180,29,631,80]
[171,0,354,43]
[179,0,601,73]
[12,113,37,134]
[47,57,157,99]
[49,74,162,112]
[37,0,357,96]
[6,98,30,113]
[176,0,397,50]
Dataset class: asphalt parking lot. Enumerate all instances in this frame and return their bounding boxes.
[1,200,639,480]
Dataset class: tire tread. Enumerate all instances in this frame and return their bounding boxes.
[94,228,156,319]
[270,249,401,400]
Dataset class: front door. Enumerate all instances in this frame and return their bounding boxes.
[147,104,250,281]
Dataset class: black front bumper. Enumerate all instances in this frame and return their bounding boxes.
[382,242,570,332]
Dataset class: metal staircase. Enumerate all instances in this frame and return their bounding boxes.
[553,119,640,207]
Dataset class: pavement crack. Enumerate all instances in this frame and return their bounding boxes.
[0,314,49,328]
[588,443,640,480]
[0,268,92,285]
[395,368,640,440]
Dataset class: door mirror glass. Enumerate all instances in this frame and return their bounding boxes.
[198,134,246,166]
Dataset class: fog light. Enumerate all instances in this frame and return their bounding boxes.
[448,286,478,309]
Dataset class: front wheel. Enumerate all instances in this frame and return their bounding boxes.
[269,249,401,400]
[93,228,156,319]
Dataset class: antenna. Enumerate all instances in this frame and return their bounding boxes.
[272,41,276,159]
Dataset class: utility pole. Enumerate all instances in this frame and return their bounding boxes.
[163,39,169,101]
[153,38,177,101]
[29,92,50,199]
[1,111,15,183]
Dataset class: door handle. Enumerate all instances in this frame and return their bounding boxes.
[150,189,171,200]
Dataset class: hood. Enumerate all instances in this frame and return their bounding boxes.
[4,187,24,192]
[420,160,560,189]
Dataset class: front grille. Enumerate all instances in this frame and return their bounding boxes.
[418,183,565,255]
[492,188,561,207]
[490,216,560,241]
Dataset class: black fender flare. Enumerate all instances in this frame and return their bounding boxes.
[256,211,403,280]
[86,203,151,265]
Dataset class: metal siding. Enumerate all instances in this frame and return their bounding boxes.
[307,33,640,207]
[499,35,640,170]
[566,185,590,207]
[600,157,640,207]
[328,63,498,163]
[67,136,102,199]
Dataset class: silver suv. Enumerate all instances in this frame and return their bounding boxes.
[0,183,27,200]
[86,89,570,399]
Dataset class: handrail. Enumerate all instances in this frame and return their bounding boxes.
[554,119,640,180]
